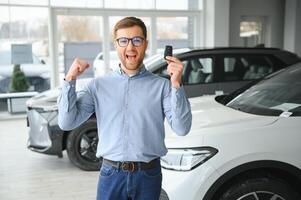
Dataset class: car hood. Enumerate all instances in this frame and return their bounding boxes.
[164,95,278,148]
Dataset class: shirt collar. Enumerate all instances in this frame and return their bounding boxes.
[118,63,146,77]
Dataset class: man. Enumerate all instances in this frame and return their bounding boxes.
[58,16,192,200]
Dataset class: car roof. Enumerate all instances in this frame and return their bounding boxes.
[177,47,292,55]
[145,46,300,70]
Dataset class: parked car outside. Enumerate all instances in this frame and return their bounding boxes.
[26,47,301,172]
[160,62,301,200]
[0,51,50,93]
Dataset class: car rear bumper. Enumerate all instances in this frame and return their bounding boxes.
[27,108,64,156]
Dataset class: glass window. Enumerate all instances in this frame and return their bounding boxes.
[199,58,212,73]
[185,58,210,84]
[58,15,102,43]
[104,0,153,9]
[51,0,103,8]
[0,6,9,50]
[8,0,48,6]
[157,17,188,50]
[224,57,236,72]
[152,57,213,84]
[4,6,49,59]
[0,6,50,93]
[156,0,188,10]
[240,19,264,47]
[57,15,103,79]
[223,57,245,81]
[241,55,273,80]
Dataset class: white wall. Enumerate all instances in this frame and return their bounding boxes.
[229,0,285,48]
[284,0,301,56]
[203,0,230,47]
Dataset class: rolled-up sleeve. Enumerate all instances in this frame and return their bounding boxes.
[57,79,95,131]
[163,83,192,136]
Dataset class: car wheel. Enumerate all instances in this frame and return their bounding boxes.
[219,176,300,200]
[66,118,102,171]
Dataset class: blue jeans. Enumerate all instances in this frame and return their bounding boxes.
[96,159,162,200]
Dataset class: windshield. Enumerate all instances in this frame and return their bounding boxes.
[226,64,301,116]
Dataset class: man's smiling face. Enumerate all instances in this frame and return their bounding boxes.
[115,25,148,72]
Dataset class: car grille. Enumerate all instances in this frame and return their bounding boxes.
[160,189,169,200]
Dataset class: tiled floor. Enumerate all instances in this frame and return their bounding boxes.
[0,118,99,200]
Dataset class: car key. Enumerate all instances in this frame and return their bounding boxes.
[164,45,173,60]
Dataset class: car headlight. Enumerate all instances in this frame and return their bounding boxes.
[161,147,218,171]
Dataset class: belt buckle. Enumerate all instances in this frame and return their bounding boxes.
[121,162,135,172]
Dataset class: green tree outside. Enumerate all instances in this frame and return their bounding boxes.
[10,64,29,92]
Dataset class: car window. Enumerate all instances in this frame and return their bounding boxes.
[183,57,213,84]
[223,57,245,81]
[153,60,188,78]
[153,56,214,85]
[222,55,275,82]
[241,55,274,80]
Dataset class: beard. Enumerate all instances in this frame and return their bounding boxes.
[120,53,145,71]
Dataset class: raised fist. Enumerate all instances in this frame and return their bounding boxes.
[65,58,90,81]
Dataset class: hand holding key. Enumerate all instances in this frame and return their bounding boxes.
[164,46,183,89]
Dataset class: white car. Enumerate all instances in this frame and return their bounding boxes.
[160,63,301,200]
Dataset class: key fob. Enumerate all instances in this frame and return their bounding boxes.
[164,45,173,60]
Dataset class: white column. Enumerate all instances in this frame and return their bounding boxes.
[203,0,230,47]
[150,16,157,56]
[48,7,59,88]
[102,15,110,73]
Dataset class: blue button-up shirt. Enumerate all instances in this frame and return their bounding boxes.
[58,66,192,162]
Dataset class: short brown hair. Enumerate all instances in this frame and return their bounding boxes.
[113,17,147,39]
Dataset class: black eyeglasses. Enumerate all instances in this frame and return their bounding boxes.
[116,36,145,47]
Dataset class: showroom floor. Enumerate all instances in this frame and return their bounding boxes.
[0,117,99,200]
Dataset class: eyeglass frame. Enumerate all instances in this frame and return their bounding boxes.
[115,36,145,47]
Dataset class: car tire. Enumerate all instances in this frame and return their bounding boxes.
[219,176,301,200]
[66,118,102,171]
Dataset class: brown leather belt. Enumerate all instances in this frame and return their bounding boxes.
[103,158,158,172]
